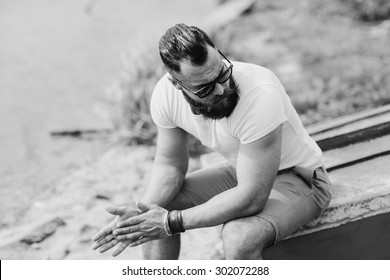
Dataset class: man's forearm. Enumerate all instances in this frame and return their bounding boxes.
[182,184,268,230]
[141,162,186,207]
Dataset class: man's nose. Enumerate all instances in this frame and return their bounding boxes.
[212,83,224,96]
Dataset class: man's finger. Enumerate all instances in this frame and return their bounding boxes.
[91,226,113,242]
[116,232,144,242]
[116,216,142,228]
[136,201,151,213]
[112,241,131,257]
[98,238,119,253]
[128,236,151,248]
[92,234,115,250]
[113,225,140,236]
[105,206,127,216]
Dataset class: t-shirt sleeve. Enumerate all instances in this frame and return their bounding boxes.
[231,84,287,144]
[150,77,177,129]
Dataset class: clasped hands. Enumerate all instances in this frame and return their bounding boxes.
[91,201,168,257]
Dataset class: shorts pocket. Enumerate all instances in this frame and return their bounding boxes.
[311,167,332,210]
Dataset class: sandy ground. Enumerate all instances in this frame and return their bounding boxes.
[0,0,216,247]
[0,145,224,260]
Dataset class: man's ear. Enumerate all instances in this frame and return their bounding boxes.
[168,76,182,90]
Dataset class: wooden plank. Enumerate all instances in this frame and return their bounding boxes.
[323,134,390,171]
[306,104,390,135]
[314,120,390,151]
[325,155,390,207]
[326,149,390,172]
[305,105,390,151]
[263,212,390,260]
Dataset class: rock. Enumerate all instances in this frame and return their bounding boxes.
[95,194,110,200]
[20,217,66,245]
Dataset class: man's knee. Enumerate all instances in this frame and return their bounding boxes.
[222,217,275,260]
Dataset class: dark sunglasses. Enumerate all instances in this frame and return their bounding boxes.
[171,50,233,98]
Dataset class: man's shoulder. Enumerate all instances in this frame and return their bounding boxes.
[153,73,172,91]
[151,73,189,118]
[152,73,180,103]
[234,61,279,88]
[234,61,273,74]
[228,64,286,122]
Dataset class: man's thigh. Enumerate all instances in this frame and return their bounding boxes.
[179,164,237,207]
[178,164,331,244]
[257,167,331,243]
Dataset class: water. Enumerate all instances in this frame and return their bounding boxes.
[0,0,218,227]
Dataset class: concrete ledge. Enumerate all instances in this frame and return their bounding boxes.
[291,186,390,238]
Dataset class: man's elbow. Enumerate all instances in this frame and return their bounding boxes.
[241,198,267,217]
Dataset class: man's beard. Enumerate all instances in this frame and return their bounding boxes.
[181,76,240,120]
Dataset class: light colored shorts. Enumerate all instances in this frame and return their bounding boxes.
[180,164,332,243]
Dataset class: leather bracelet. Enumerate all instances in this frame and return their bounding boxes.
[177,210,185,232]
[163,211,172,236]
[168,210,180,234]
[168,210,185,234]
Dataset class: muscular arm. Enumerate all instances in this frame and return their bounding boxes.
[112,124,282,247]
[182,124,283,229]
[91,126,189,255]
[141,126,189,207]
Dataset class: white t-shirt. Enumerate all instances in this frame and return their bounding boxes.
[150,61,323,170]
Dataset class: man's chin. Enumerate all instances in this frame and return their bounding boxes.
[181,85,240,120]
[203,101,238,120]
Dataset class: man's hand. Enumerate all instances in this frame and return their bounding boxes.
[91,205,141,257]
[113,201,169,248]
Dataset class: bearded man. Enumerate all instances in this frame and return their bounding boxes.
[92,23,332,260]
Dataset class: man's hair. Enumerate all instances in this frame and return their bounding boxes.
[159,23,215,73]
